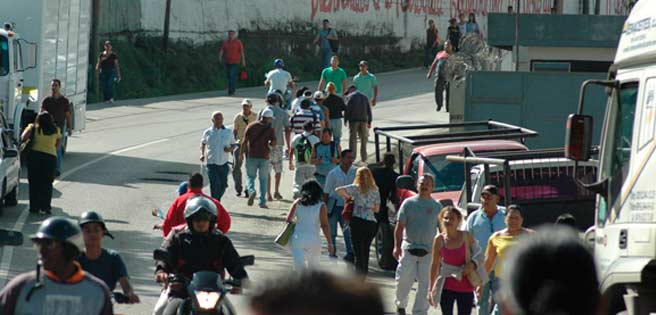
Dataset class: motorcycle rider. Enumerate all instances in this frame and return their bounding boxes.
[155,195,248,314]
[0,217,113,315]
[264,58,294,109]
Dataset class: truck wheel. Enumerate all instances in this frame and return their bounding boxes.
[375,222,398,270]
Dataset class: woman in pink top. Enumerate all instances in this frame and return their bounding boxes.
[428,206,487,315]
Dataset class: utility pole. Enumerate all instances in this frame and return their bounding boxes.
[163,0,172,50]
[514,0,520,71]
[91,0,100,97]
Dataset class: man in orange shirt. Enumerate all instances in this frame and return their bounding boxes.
[219,30,246,95]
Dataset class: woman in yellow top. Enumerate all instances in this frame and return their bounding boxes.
[484,205,533,315]
[21,111,61,214]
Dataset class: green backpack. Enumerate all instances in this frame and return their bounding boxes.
[296,135,312,163]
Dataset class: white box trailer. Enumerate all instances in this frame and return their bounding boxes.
[0,0,90,138]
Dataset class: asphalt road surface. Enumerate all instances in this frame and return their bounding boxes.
[0,67,449,314]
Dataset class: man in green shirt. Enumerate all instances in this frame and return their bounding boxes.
[317,56,347,95]
[352,60,378,106]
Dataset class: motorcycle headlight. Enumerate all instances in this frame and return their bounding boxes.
[194,291,221,310]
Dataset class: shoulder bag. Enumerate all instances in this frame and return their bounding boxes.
[464,232,483,287]
[19,125,35,159]
[341,197,354,221]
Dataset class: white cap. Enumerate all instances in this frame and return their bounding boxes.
[313,91,325,99]
[241,98,252,106]
[261,108,274,118]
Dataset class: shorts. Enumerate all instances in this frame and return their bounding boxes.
[270,145,283,173]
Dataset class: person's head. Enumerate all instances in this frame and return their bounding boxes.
[345,85,357,95]
[358,60,368,73]
[468,13,476,22]
[184,195,218,233]
[417,174,435,198]
[250,270,384,315]
[50,79,62,95]
[31,217,84,271]
[188,172,203,189]
[480,185,500,209]
[459,13,465,21]
[449,18,457,26]
[322,19,330,29]
[507,5,514,13]
[260,108,274,125]
[330,55,339,68]
[300,180,323,206]
[354,167,377,193]
[428,19,434,27]
[177,181,189,196]
[500,226,600,315]
[438,206,463,232]
[241,98,253,114]
[505,204,524,231]
[555,213,577,229]
[228,30,236,40]
[313,91,325,103]
[211,111,224,128]
[300,99,312,110]
[340,149,354,168]
[79,211,114,248]
[326,82,337,95]
[103,40,112,50]
[296,87,309,98]
[273,58,284,69]
[320,128,332,143]
[303,122,314,133]
[35,111,57,135]
[266,92,280,106]
[382,152,395,168]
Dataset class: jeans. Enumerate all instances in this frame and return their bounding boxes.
[321,48,333,69]
[28,151,56,211]
[348,121,368,162]
[99,69,116,101]
[225,63,238,94]
[56,129,67,173]
[441,289,475,315]
[246,157,269,206]
[207,163,229,201]
[434,75,448,111]
[328,206,353,257]
[232,145,243,194]
[350,216,377,276]
[329,118,342,146]
[478,272,500,315]
[395,248,432,315]
[424,45,438,68]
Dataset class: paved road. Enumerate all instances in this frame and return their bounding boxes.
[0,67,448,314]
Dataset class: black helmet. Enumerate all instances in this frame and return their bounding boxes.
[184,195,218,230]
[79,211,114,239]
[31,217,84,258]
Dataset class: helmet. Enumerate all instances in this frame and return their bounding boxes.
[273,58,284,68]
[184,195,218,225]
[79,211,115,239]
[266,92,280,105]
[31,217,84,258]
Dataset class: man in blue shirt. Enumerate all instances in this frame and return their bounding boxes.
[323,149,356,262]
[465,185,505,315]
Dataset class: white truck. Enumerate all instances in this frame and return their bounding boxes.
[0,0,89,144]
[566,1,656,314]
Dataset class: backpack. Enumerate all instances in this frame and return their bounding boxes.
[295,135,313,163]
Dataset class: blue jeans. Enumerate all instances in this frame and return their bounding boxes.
[328,205,353,257]
[207,163,229,201]
[478,272,500,315]
[56,129,67,173]
[321,48,333,69]
[246,157,269,206]
[99,69,116,101]
[329,118,342,146]
[225,63,238,94]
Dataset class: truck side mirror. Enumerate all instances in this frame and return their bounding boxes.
[18,39,37,70]
[565,114,593,161]
[396,175,416,191]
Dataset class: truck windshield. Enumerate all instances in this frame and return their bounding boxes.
[0,37,8,76]
[423,156,465,192]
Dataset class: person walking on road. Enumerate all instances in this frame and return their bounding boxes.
[313,19,338,69]
[465,185,506,315]
[322,82,346,146]
[370,152,399,226]
[465,13,481,35]
[427,206,486,315]
[424,20,441,68]
[78,211,140,304]
[290,99,321,135]
[95,40,121,103]
[353,60,378,107]
[285,180,334,269]
[335,167,380,277]
[318,56,348,96]
[312,127,340,187]
[22,111,61,214]
[291,87,312,113]
[323,149,356,262]
[344,85,372,164]
[290,122,320,198]
[201,111,235,202]
[242,109,277,208]
[312,91,330,128]
[0,217,113,315]
[265,58,295,106]
[40,79,72,177]
[393,174,442,315]
[447,18,462,51]
[219,30,246,96]
[233,99,258,197]
[484,205,534,315]
[427,41,453,112]
[259,93,291,201]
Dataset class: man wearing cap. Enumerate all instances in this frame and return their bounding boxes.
[0,217,113,315]
[265,59,294,101]
[464,184,506,315]
[317,56,347,96]
[312,90,330,129]
[353,61,379,107]
[259,93,291,201]
[219,30,246,95]
[201,111,236,202]
[344,85,373,164]
[78,211,140,304]
[233,99,258,197]
[242,109,277,208]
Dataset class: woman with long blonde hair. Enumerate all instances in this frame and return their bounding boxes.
[336,167,380,276]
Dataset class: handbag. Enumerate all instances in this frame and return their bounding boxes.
[239,69,248,81]
[19,126,35,159]
[274,221,295,248]
[341,198,353,221]
[464,233,484,287]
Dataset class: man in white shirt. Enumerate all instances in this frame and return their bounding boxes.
[201,111,236,201]
[265,58,294,105]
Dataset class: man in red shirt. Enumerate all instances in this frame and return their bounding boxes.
[219,30,246,96]
[161,173,231,237]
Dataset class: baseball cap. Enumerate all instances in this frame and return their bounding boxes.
[241,98,252,106]
[261,108,274,118]
[358,60,368,66]
[482,185,498,196]
[313,91,325,99]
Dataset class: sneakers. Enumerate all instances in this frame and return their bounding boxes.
[274,192,283,200]
[397,308,406,315]
[244,191,249,198]
[235,191,242,197]
[259,204,269,209]
[247,192,256,206]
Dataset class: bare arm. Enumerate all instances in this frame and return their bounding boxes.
[320,204,334,255]
[114,59,121,81]
[95,55,102,71]
[313,33,320,45]
[428,235,443,293]
[20,125,32,141]
[285,201,298,222]
[118,277,140,304]
[427,55,439,79]
[335,186,350,199]
[65,111,72,133]
[200,143,206,162]
[393,221,405,261]
[317,78,325,92]
[372,85,378,106]
[341,79,347,96]
[285,128,291,151]
[241,48,246,67]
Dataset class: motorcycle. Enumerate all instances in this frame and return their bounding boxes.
[153,249,254,315]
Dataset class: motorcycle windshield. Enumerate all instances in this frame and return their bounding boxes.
[190,271,222,291]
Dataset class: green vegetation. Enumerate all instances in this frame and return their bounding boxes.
[87,34,423,102]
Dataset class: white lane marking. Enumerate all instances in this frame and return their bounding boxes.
[0,138,169,287]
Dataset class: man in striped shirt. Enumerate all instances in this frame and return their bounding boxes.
[290,99,321,135]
